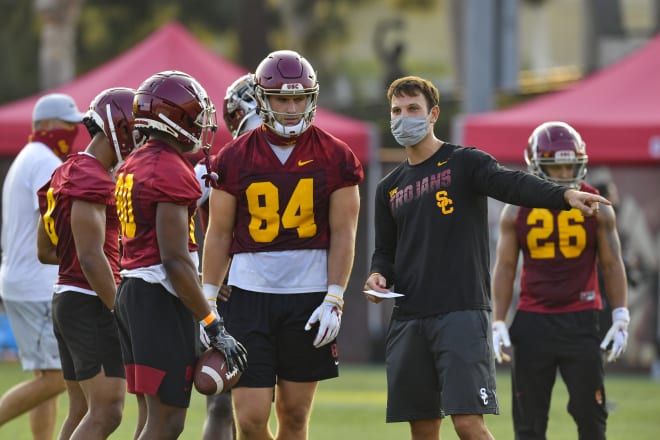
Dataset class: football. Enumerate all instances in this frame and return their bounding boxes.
[193,348,242,395]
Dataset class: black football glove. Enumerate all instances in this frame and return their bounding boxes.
[204,316,248,372]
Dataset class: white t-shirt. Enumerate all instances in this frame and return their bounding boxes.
[229,249,327,294]
[0,142,61,302]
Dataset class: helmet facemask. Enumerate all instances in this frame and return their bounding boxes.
[154,90,217,154]
[254,50,319,139]
[529,152,588,189]
[525,121,588,189]
[224,74,260,138]
[133,71,218,154]
[256,86,318,138]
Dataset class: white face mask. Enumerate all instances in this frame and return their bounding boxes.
[390,115,430,147]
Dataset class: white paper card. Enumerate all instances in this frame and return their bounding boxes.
[363,289,405,298]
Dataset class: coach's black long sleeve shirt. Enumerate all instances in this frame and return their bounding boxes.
[369,143,570,320]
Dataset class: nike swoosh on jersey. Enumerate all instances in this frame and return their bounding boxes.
[437,160,448,166]
[298,159,314,166]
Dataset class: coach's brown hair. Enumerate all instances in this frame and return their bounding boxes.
[387,76,439,112]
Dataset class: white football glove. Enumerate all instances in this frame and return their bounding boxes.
[305,286,344,348]
[492,320,511,364]
[600,307,630,362]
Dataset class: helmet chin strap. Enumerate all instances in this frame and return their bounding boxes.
[106,104,124,170]
[159,113,198,144]
[273,119,306,138]
[201,146,219,188]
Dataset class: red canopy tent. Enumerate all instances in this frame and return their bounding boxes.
[462,32,660,165]
[0,22,373,163]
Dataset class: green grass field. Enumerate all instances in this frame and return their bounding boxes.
[1,362,659,439]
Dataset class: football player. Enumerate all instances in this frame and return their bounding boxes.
[36,88,141,439]
[201,51,363,440]
[113,71,247,439]
[492,121,629,439]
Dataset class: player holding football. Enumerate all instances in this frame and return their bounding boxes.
[491,121,629,440]
[195,73,261,440]
[36,88,141,439]
[113,70,247,439]
[202,50,363,440]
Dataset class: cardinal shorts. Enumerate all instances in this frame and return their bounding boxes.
[52,290,124,381]
[3,299,61,371]
[115,277,197,408]
[385,309,499,422]
[222,287,339,387]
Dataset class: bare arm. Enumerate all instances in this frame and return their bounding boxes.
[36,216,58,265]
[596,204,628,309]
[327,185,361,289]
[201,189,236,290]
[156,202,212,321]
[70,200,117,310]
[491,204,521,322]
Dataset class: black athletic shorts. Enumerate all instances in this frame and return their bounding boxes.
[115,278,197,408]
[509,310,607,439]
[385,309,499,422]
[222,287,339,388]
[53,290,125,381]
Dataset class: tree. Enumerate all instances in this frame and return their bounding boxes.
[0,0,39,103]
[35,0,84,89]
[238,0,272,70]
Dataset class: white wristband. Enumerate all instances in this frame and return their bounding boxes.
[326,284,345,309]
[327,284,345,298]
[612,307,630,323]
[203,283,219,306]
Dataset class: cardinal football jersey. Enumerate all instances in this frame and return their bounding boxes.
[210,125,363,255]
[516,183,601,313]
[37,153,120,292]
[115,141,201,270]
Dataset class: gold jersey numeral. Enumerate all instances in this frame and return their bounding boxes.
[526,208,586,259]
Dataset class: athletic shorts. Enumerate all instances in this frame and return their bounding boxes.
[385,309,499,422]
[509,310,607,439]
[115,278,197,408]
[222,287,339,388]
[52,291,124,381]
[3,299,61,371]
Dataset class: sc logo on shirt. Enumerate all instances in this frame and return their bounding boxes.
[435,190,453,215]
